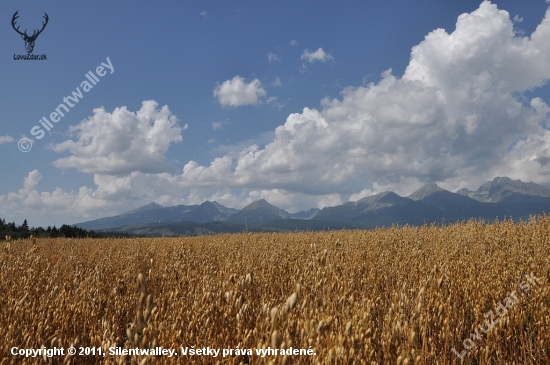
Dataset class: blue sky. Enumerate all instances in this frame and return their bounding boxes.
[1,0,550,227]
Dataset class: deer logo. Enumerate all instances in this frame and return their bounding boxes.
[11,11,49,54]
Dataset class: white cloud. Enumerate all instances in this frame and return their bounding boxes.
[267,96,287,110]
[50,101,186,176]
[290,40,298,46]
[212,121,226,130]
[0,135,14,144]
[0,170,100,225]
[200,11,207,18]
[210,131,275,156]
[0,170,203,226]
[267,52,281,63]
[349,188,375,202]
[180,1,550,195]
[213,76,267,107]
[273,77,282,87]
[301,47,334,63]
[6,1,550,223]
[207,138,216,144]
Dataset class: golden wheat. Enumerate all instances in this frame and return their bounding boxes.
[0,216,549,364]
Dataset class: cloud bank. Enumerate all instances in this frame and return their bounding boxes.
[187,1,550,195]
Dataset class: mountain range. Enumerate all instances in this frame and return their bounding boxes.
[74,177,550,235]
[456,176,550,202]
[76,201,238,230]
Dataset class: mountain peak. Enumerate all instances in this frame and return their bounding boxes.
[491,176,512,184]
[122,202,163,215]
[408,183,445,201]
[243,199,272,210]
[225,199,290,225]
[356,191,398,205]
[467,177,550,202]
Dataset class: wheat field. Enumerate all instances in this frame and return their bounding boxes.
[1,217,549,364]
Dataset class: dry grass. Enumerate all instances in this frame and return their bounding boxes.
[1,216,549,364]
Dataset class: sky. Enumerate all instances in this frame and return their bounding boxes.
[2,0,550,227]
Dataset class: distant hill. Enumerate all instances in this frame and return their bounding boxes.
[260,219,363,231]
[75,201,238,230]
[495,193,550,219]
[422,190,495,217]
[86,218,364,237]
[108,221,248,237]
[225,199,290,225]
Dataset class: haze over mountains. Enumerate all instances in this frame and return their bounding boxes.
[75,177,550,235]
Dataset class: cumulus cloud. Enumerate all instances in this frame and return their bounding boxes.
[181,1,550,196]
[0,135,14,144]
[301,47,334,63]
[200,11,207,18]
[273,77,282,87]
[0,170,99,225]
[50,101,186,176]
[6,1,550,223]
[213,76,267,107]
[290,40,298,46]
[267,52,281,63]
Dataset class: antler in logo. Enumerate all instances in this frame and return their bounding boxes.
[12,11,49,54]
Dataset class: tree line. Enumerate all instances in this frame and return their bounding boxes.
[0,218,132,240]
